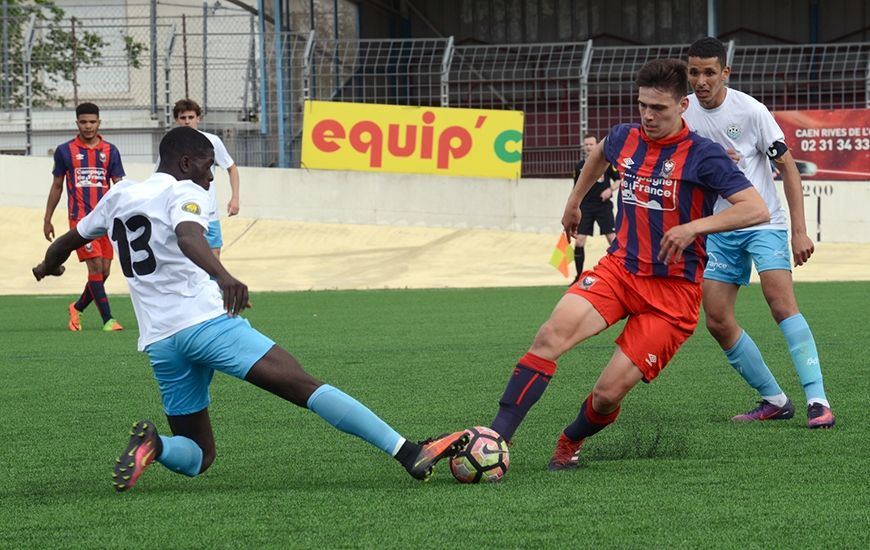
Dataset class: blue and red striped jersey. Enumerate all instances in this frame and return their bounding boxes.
[602,122,752,283]
[52,134,125,221]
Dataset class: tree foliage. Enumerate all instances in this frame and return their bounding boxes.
[1,0,146,107]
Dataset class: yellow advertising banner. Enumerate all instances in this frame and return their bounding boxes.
[301,100,524,179]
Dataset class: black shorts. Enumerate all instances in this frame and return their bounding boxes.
[577,200,615,236]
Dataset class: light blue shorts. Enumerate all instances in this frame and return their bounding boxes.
[145,315,275,416]
[704,229,792,286]
[206,220,223,249]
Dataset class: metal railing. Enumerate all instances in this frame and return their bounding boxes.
[3,7,869,176]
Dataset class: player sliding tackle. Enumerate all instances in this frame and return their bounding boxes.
[484,59,769,471]
[33,127,468,490]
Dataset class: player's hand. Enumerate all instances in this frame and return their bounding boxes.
[218,275,250,317]
[791,232,815,267]
[600,187,613,201]
[43,221,55,242]
[32,262,65,281]
[658,224,698,264]
[562,207,581,241]
[725,149,740,164]
[227,198,240,217]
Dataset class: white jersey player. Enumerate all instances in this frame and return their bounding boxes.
[33,126,472,492]
[685,37,834,429]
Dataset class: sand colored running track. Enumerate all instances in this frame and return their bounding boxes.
[4,206,869,297]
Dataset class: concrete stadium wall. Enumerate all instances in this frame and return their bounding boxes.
[5,155,869,243]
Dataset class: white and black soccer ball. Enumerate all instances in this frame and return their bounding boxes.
[449,426,510,483]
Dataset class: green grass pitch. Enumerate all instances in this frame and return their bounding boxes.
[1,282,869,549]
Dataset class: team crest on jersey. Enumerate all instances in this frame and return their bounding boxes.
[578,276,597,290]
[99,151,106,163]
[726,124,741,139]
[181,202,202,215]
[660,159,676,178]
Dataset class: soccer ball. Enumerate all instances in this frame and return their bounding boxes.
[449,426,510,483]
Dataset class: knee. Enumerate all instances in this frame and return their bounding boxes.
[768,302,797,325]
[704,312,729,339]
[591,386,622,413]
[531,322,562,355]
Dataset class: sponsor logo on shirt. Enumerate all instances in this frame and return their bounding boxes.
[620,157,635,169]
[75,153,85,161]
[726,124,741,139]
[181,202,202,215]
[620,173,678,211]
[73,167,108,187]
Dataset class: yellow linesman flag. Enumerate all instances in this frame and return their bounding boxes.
[549,233,574,278]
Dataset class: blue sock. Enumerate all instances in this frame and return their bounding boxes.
[157,435,204,477]
[307,385,401,455]
[725,331,783,399]
[779,314,826,404]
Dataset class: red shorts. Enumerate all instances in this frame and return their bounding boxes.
[69,219,114,262]
[566,254,702,382]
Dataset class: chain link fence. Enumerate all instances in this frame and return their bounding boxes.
[3,6,869,175]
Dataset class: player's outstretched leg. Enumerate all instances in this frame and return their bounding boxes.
[112,420,162,492]
[305,384,468,481]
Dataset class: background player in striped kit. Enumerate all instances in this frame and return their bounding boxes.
[44,102,125,332]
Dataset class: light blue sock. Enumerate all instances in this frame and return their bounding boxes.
[307,384,402,455]
[157,435,204,477]
[780,314,827,404]
[725,331,784,399]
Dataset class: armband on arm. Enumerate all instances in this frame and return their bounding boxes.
[766,141,789,164]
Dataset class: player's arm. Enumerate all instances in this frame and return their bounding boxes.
[43,175,65,241]
[774,148,814,266]
[658,187,769,264]
[176,221,250,316]
[226,164,240,216]
[562,140,609,239]
[33,227,91,280]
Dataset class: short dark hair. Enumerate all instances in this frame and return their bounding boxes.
[636,58,688,102]
[582,133,598,142]
[687,37,728,70]
[75,102,100,118]
[159,127,214,164]
[173,99,202,120]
